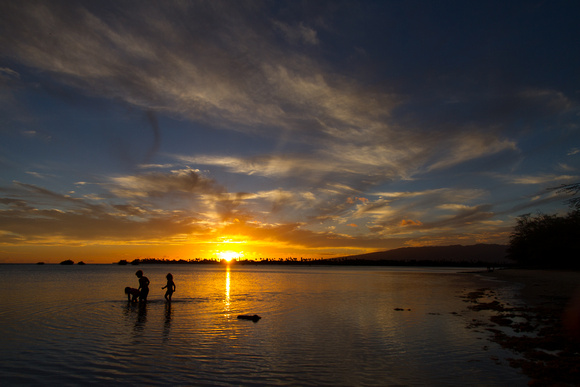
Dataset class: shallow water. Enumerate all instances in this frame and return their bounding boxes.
[0,264,527,386]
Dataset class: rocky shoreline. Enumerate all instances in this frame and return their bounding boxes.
[466,269,580,386]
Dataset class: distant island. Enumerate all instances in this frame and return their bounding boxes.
[59,260,86,265]
[333,244,510,265]
[116,244,511,267]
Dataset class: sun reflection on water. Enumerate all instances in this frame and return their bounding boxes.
[0,266,531,386]
[224,266,231,314]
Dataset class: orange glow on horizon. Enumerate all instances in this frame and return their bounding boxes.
[217,250,242,262]
[0,235,375,263]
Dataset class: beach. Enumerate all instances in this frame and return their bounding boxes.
[472,269,580,386]
[481,269,580,309]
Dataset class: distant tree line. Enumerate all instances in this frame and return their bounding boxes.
[115,256,504,267]
[507,183,580,268]
[117,257,335,265]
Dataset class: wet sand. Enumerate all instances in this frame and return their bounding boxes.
[470,269,580,386]
[481,269,580,309]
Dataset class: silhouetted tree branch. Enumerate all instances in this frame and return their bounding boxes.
[551,183,580,210]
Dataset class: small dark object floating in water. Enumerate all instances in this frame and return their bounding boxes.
[237,314,261,322]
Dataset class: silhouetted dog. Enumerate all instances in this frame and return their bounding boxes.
[125,287,140,302]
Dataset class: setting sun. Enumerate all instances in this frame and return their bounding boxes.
[218,251,241,262]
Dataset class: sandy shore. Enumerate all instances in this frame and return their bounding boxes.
[468,269,580,386]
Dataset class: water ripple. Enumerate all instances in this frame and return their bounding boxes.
[0,265,530,386]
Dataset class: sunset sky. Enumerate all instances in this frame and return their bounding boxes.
[1,1,579,263]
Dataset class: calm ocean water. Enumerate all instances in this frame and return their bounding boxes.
[0,264,528,386]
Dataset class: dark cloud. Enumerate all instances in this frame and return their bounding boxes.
[110,168,224,198]
[419,204,495,231]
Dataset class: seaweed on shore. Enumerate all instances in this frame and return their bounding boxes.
[463,288,580,386]
[490,327,580,386]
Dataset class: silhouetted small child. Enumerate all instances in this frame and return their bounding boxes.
[125,287,140,302]
[135,270,150,302]
[162,273,176,301]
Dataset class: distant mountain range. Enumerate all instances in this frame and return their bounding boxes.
[335,244,511,264]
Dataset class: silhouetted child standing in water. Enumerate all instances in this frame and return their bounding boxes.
[135,270,150,302]
[162,273,176,301]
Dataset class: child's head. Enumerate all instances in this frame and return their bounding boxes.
[166,273,173,280]
[135,270,143,278]
[125,287,131,294]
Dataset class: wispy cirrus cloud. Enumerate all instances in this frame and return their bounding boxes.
[109,168,224,198]
[0,179,403,253]
[0,0,525,181]
[274,21,320,45]
[0,182,205,244]
[0,1,397,139]
[500,174,578,185]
